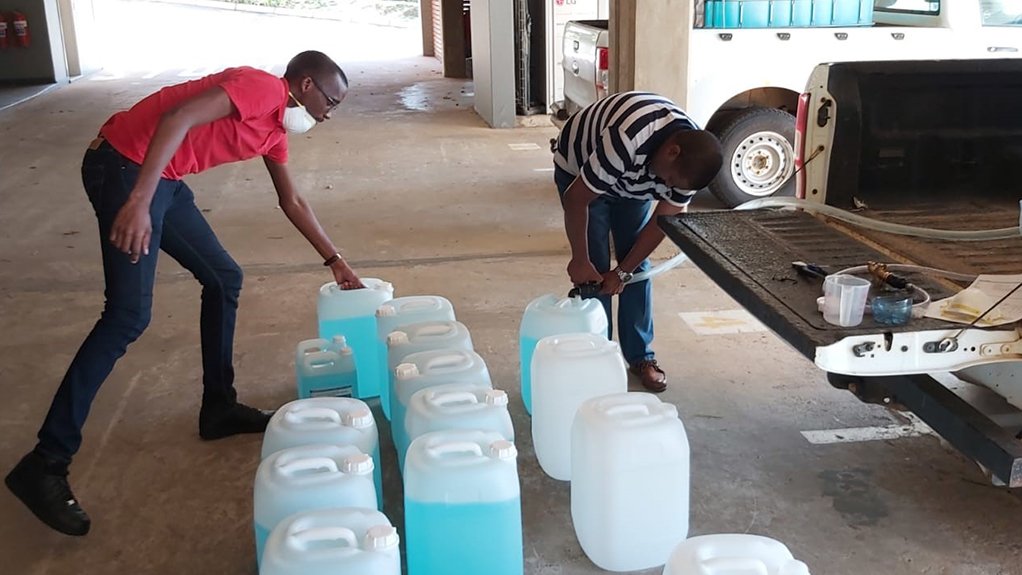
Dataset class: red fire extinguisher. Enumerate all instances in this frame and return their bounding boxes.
[12,11,29,48]
[0,15,9,50]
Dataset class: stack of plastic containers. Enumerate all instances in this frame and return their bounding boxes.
[703,0,873,28]
[374,296,456,420]
[405,385,514,460]
[386,321,474,393]
[262,398,383,510]
[253,444,377,565]
[519,294,608,415]
[278,282,525,575]
[391,349,492,471]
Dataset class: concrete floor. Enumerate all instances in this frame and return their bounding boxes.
[3,4,1022,575]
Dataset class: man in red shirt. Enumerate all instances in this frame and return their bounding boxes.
[5,51,361,536]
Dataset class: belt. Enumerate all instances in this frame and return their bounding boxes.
[88,135,106,151]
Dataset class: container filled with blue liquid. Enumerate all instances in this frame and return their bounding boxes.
[375,296,457,420]
[317,278,394,401]
[404,429,523,575]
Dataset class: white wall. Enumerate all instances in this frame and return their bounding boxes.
[471,0,516,128]
[59,0,100,78]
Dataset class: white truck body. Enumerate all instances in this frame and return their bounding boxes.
[558,1,1022,207]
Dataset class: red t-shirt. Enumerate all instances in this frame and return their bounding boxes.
[100,66,289,180]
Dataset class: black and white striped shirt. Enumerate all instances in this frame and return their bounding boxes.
[554,92,698,207]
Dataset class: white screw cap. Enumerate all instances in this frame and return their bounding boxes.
[365,525,399,550]
[485,389,509,407]
[387,331,409,346]
[376,304,396,318]
[394,363,419,379]
[489,440,517,460]
[331,335,348,347]
[343,408,374,429]
[342,453,374,475]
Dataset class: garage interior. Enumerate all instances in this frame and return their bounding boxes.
[3,1,1022,574]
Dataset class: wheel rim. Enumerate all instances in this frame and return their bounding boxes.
[729,130,795,197]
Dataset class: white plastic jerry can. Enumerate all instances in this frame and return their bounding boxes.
[260,507,400,575]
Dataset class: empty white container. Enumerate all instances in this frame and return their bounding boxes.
[405,384,514,470]
[519,294,608,414]
[261,398,382,510]
[662,534,811,575]
[317,278,394,400]
[391,349,492,471]
[295,336,357,399]
[261,508,400,575]
[572,392,690,571]
[253,444,377,565]
[404,430,523,575]
[375,296,457,420]
[531,333,627,481]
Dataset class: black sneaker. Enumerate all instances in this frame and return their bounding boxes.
[199,402,274,440]
[5,452,91,536]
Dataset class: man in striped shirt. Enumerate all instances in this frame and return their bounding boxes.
[553,92,723,392]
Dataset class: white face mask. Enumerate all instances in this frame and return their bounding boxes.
[283,93,317,134]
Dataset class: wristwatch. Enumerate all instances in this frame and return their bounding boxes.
[614,267,633,283]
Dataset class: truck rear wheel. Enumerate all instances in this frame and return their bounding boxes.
[709,107,796,208]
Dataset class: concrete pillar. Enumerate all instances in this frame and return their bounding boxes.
[420,0,435,57]
[608,0,635,93]
[58,0,100,78]
[470,0,516,128]
[633,0,691,104]
[610,0,691,105]
[442,0,469,78]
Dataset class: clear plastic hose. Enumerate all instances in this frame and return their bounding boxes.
[735,197,1021,242]
[623,194,1003,286]
[626,251,689,284]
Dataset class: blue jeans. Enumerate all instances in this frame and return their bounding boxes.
[35,142,243,463]
[555,168,654,365]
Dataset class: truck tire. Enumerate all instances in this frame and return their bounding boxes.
[708,107,796,208]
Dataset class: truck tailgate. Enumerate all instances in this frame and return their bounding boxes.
[660,208,1022,487]
[658,209,968,362]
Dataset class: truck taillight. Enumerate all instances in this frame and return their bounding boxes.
[794,92,810,200]
[596,47,610,98]
[597,47,609,71]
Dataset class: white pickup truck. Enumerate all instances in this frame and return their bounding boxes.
[556,0,1022,207]
[661,57,1022,486]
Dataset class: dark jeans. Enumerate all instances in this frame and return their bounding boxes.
[555,167,654,365]
[35,142,243,464]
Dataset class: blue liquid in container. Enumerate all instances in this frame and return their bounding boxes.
[792,0,812,26]
[405,499,523,575]
[320,317,381,400]
[519,336,539,414]
[255,523,271,567]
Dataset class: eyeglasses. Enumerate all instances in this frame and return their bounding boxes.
[310,77,342,112]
